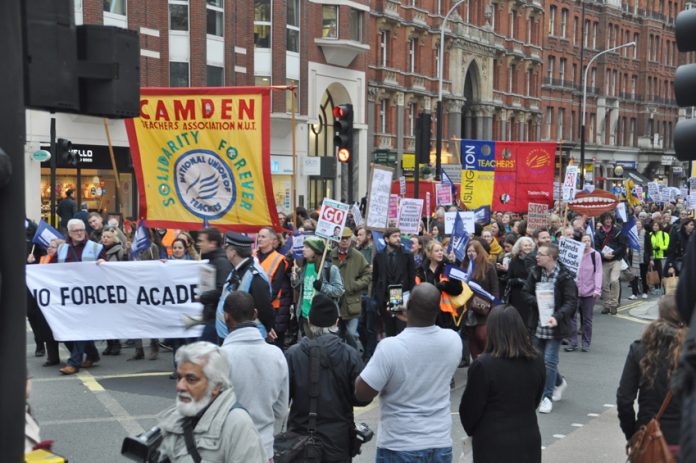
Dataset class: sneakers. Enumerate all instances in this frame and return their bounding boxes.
[564,346,578,352]
[552,378,568,402]
[642,293,648,299]
[538,397,553,413]
[628,295,638,300]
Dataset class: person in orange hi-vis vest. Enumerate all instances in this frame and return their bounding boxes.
[256,227,291,349]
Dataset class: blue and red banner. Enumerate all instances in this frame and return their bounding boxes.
[460,140,557,212]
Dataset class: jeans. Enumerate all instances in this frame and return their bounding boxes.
[340,317,360,350]
[67,340,99,368]
[376,447,453,463]
[359,296,379,360]
[569,296,595,349]
[533,337,562,399]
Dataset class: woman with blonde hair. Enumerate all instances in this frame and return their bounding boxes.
[461,240,499,359]
[617,295,684,457]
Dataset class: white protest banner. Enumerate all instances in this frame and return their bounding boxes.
[352,204,364,226]
[527,203,549,231]
[25,260,205,341]
[444,211,475,234]
[435,182,453,206]
[399,176,406,196]
[388,194,400,228]
[365,164,394,231]
[397,198,424,235]
[558,237,584,277]
[316,199,350,242]
[690,192,696,209]
[562,165,579,201]
[647,182,659,201]
[681,187,689,200]
[690,177,696,192]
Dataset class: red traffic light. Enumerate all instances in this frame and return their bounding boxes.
[337,148,351,163]
[333,106,345,119]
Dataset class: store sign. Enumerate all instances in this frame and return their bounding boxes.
[41,144,131,171]
[31,150,51,162]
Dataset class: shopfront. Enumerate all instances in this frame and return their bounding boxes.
[270,155,294,215]
[40,144,136,223]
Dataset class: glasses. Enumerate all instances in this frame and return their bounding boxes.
[69,228,85,233]
[537,252,548,257]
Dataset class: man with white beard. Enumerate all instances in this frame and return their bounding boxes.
[156,342,266,462]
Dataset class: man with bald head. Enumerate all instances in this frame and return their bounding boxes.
[355,283,462,461]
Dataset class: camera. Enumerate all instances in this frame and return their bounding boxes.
[121,426,164,463]
[351,422,374,457]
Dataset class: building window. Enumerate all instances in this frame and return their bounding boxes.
[548,6,556,35]
[572,63,577,85]
[631,75,637,98]
[591,22,597,48]
[254,0,271,48]
[408,38,417,73]
[379,99,387,133]
[561,9,568,38]
[526,68,533,96]
[590,67,597,90]
[510,10,516,38]
[286,79,299,113]
[558,108,565,140]
[207,0,224,37]
[170,62,189,87]
[559,58,566,83]
[570,111,576,140]
[104,0,126,15]
[545,107,553,139]
[207,65,224,86]
[255,75,271,87]
[583,20,589,47]
[546,56,555,81]
[322,5,338,38]
[380,31,389,67]
[573,16,579,44]
[350,9,363,41]
[408,103,416,137]
[508,65,515,93]
[287,0,300,52]
[526,17,532,44]
[589,113,596,142]
[169,1,188,31]
[491,4,497,31]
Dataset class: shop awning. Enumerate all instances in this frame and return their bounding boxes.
[624,169,651,185]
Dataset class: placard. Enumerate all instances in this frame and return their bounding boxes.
[558,237,584,277]
[436,182,453,206]
[562,165,579,201]
[425,191,431,215]
[399,176,406,196]
[388,194,400,228]
[527,203,549,231]
[365,164,394,231]
[647,182,659,201]
[352,204,364,226]
[316,199,350,242]
[689,192,696,209]
[397,198,424,235]
[634,185,643,201]
[444,211,476,234]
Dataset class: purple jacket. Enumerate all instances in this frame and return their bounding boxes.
[576,249,603,298]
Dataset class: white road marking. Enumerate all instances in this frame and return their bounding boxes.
[571,423,584,427]
[603,403,615,408]
[553,434,566,439]
[588,413,600,417]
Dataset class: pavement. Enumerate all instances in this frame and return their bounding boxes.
[27,284,657,462]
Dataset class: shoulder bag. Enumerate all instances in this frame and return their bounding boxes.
[626,390,675,463]
[273,343,323,463]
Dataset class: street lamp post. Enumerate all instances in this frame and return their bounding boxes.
[436,0,467,181]
[580,41,636,186]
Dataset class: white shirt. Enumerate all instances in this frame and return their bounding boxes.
[360,325,462,451]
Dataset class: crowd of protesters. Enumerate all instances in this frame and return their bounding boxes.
[24,187,696,462]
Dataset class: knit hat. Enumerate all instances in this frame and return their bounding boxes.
[304,236,325,255]
[308,294,338,328]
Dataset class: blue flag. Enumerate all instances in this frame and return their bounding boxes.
[622,216,641,251]
[372,230,386,253]
[586,219,594,243]
[442,169,456,196]
[131,221,151,258]
[473,205,491,225]
[32,220,64,249]
[400,236,413,253]
[468,280,503,305]
[448,212,469,262]
[278,231,294,256]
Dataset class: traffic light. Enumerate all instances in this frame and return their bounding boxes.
[56,138,77,166]
[674,8,696,160]
[333,104,353,163]
[415,112,432,164]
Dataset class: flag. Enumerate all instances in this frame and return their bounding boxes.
[622,216,641,251]
[32,220,64,249]
[278,232,294,256]
[442,169,456,196]
[400,236,413,253]
[448,212,469,262]
[372,230,386,253]
[468,280,503,305]
[131,221,151,258]
[473,205,491,225]
[585,219,594,243]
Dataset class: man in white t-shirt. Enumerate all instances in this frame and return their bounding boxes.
[355,283,462,462]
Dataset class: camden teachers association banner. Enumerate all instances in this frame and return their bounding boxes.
[125,87,280,231]
[460,140,556,212]
[26,261,205,341]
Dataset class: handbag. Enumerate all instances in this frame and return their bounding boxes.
[662,276,679,296]
[646,265,660,287]
[273,343,323,463]
[470,295,492,317]
[626,391,675,463]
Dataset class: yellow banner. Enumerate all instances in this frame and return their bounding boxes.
[125,88,279,231]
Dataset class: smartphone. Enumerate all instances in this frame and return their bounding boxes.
[387,284,403,311]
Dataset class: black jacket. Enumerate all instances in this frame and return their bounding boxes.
[617,340,682,445]
[285,334,366,461]
[258,250,292,334]
[57,197,77,228]
[371,246,416,310]
[460,353,545,463]
[667,227,693,269]
[676,232,695,325]
[521,263,578,339]
[416,259,463,329]
[594,225,628,262]
[199,248,233,321]
[506,255,532,327]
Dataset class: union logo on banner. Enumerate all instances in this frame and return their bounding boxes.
[125,87,280,231]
